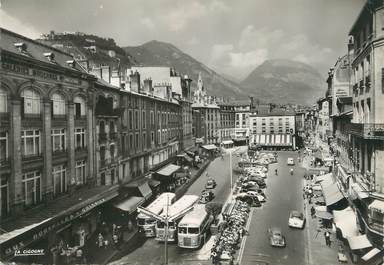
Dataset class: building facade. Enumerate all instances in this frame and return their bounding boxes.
[345,1,384,249]
[234,103,250,143]
[249,112,296,150]
[218,103,235,142]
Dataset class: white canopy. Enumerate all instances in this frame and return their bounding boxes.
[362,248,381,261]
[347,235,372,250]
[369,200,384,213]
[333,207,359,238]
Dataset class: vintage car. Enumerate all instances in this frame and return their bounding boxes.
[288,210,306,229]
[268,227,286,247]
[205,178,217,189]
[287,157,295,166]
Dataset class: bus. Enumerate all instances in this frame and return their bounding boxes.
[155,194,199,242]
[137,192,176,237]
[177,204,213,249]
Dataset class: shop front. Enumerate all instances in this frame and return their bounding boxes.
[0,186,119,264]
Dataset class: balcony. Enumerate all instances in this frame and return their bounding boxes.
[346,123,384,140]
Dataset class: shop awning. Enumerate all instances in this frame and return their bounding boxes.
[222,140,234,145]
[369,200,384,213]
[322,183,344,206]
[113,196,144,213]
[333,207,359,238]
[156,164,181,177]
[177,153,193,163]
[202,144,218,150]
[351,183,369,200]
[315,173,333,186]
[316,211,333,220]
[347,235,372,250]
[148,179,161,189]
[252,134,292,146]
[124,179,152,200]
[362,248,381,261]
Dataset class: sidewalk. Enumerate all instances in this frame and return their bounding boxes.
[301,153,352,265]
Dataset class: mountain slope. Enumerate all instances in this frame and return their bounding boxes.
[124,40,244,97]
[240,59,325,105]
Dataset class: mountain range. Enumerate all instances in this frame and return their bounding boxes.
[124,41,325,105]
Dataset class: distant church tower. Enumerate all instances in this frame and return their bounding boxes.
[193,72,207,104]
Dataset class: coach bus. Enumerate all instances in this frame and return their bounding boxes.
[155,194,199,242]
[177,204,213,248]
[137,192,176,237]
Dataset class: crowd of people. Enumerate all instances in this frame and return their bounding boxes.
[210,201,250,264]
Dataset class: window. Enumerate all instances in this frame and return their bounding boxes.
[53,165,66,195]
[22,88,40,114]
[75,160,86,185]
[1,175,9,217]
[0,132,8,161]
[75,128,86,149]
[0,88,7,113]
[143,133,146,149]
[150,111,154,125]
[158,129,161,144]
[22,171,41,207]
[135,110,139,129]
[51,93,66,115]
[52,129,66,152]
[74,96,85,117]
[143,111,146,129]
[110,144,115,158]
[128,110,133,130]
[135,133,139,149]
[151,131,154,145]
[129,134,133,148]
[21,130,40,156]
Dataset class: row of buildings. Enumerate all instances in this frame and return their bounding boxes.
[314,1,384,263]
[0,28,194,261]
[0,27,304,261]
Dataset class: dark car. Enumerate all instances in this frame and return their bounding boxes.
[268,227,286,247]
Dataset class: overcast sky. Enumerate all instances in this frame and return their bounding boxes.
[2,0,364,80]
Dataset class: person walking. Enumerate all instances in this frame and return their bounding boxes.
[324,230,331,246]
[97,233,104,248]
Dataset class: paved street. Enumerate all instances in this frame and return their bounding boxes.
[109,147,246,265]
[238,151,308,265]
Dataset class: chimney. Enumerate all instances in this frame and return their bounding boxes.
[143,78,153,95]
[250,96,254,109]
[130,70,140,93]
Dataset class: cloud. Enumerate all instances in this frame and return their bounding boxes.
[209,25,336,79]
[140,17,155,30]
[0,9,41,39]
[209,0,230,13]
[164,1,207,32]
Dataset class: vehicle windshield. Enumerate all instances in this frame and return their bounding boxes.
[188,227,199,234]
[178,227,187,234]
[291,212,303,219]
[157,221,165,228]
[137,218,146,226]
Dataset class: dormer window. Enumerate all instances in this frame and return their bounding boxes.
[66,60,76,68]
[43,52,55,63]
[14,42,28,53]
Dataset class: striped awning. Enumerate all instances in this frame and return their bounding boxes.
[252,134,292,146]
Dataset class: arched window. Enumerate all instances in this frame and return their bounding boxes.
[21,88,40,114]
[74,96,85,117]
[0,87,7,113]
[51,93,66,115]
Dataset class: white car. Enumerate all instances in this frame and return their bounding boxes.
[287,158,295,166]
[288,211,305,229]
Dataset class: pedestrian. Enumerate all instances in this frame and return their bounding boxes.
[112,223,117,235]
[127,219,133,232]
[324,230,331,246]
[311,206,315,218]
[97,233,104,248]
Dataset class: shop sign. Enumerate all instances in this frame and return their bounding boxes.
[62,76,80,85]
[2,62,29,75]
[2,197,107,258]
[32,69,58,81]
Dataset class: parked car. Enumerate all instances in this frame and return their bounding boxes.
[287,157,295,165]
[199,190,214,204]
[268,227,286,247]
[205,178,217,189]
[288,211,306,229]
[246,191,266,202]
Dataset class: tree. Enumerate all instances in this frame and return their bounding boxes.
[205,202,223,224]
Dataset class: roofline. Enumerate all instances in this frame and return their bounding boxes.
[1,27,75,58]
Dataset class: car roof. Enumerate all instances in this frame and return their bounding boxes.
[290,211,303,217]
[270,227,282,233]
